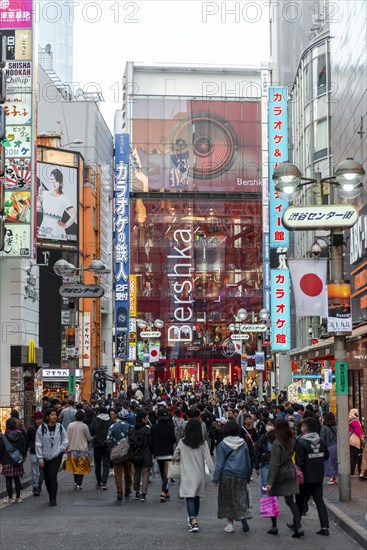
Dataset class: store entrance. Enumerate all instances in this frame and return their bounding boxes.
[174,360,202,383]
[208,359,235,387]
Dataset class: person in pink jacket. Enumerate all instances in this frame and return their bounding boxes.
[349,409,364,476]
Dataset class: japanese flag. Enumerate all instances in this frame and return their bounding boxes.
[149,345,160,363]
[289,259,328,317]
[234,342,242,355]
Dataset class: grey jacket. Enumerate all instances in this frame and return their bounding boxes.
[35,422,68,461]
[267,439,299,497]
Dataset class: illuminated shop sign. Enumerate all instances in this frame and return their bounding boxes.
[268,87,290,351]
[114,133,130,359]
[167,229,194,343]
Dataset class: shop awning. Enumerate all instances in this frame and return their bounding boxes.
[290,323,367,361]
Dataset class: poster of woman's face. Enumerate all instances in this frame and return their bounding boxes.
[36,163,78,245]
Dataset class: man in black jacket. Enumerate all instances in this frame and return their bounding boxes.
[295,417,330,536]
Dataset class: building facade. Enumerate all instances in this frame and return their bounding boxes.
[115,63,273,388]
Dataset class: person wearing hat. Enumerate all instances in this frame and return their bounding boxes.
[106,408,131,500]
[25,412,45,496]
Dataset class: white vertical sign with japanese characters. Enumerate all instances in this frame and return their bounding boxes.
[81,311,91,367]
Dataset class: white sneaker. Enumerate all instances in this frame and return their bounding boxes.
[225,523,234,533]
[2,498,13,504]
[109,470,115,477]
[15,498,22,503]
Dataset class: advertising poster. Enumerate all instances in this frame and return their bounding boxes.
[0,0,33,28]
[131,99,262,193]
[327,281,352,333]
[4,157,31,189]
[3,94,32,124]
[1,30,33,60]
[36,163,78,245]
[5,61,32,93]
[4,190,31,223]
[1,223,31,256]
[4,125,32,157]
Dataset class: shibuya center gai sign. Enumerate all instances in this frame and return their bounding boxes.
[283,205,359,230]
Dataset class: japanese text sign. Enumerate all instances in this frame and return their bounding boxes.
[270,269,291,351]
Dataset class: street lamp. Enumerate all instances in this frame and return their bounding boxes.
[137,318,165,400]
[273,158,365,502]
[53,259,110,401]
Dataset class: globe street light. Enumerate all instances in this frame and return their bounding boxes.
[273,158,365,502]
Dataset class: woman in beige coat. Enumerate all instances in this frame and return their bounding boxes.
[66,410,93,490]
[173,418,214,533]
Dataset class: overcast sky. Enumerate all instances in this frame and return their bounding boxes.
[73,1,270,131]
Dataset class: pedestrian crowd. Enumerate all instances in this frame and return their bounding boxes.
[0,380,366,538]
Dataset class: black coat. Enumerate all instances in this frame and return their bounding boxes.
[25,424,38,455]
[296,434,329,483]
[150,419,175,458]
[0,430,26,465]
[134,423,153,467]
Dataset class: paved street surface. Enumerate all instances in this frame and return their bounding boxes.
[0,466,363,550]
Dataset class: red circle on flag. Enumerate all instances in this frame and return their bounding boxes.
[300,274,323,296]
[150,350,158,357]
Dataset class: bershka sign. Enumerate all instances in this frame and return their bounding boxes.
[167,229,194,343]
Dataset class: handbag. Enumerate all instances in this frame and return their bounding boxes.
[167,460,181,479]
[349,431,362,449]
[295,464,304,484]
[110,438,130,464]
[2,434,24,467]
[260,495,279,517]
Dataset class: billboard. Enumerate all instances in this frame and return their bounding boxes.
[114,133,130,359]
[36,163,78,245]
[0,1,34,258]
[130,98,262,193]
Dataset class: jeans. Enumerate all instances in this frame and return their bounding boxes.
[94,446,110,485]
[113,461,132,494]
[186,496,200,519]
[30,453,44,490]
[296,482,329,529]
[260,463,269,489]
[43,454,63,503]
[6,476,22,499]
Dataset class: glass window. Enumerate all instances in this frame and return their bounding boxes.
[313,118,328,160]
[313,54,327,97]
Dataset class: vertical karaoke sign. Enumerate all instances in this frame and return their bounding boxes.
[268,87,290,351]
[0,1,34,257]
[114,134,130,359]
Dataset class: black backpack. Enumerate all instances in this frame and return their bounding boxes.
[94,419,110,447]
[128,427,146,465]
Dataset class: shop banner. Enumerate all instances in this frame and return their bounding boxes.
[327,281,352,333]
[114,133,130,359]
[270,269,291,351]
[0,0,32,28]
[335,361,348,394]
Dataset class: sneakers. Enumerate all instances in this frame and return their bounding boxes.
[124,491,132,497]
[109,470,115,477]
[14,498,22,503]
[75,485,82,491]
[3,497,13,504]
[160,493,166,503]
[117,493,123,501]
[32,488,40,496]
[189,520,199,533]
[267,527,278,535]
[135,491,141,500]
[292,529,305,538]
[101,484,108,490]
[49,500,57,507]
[224,523,234,533]
[140,494,146,502]
[327,477,337,485]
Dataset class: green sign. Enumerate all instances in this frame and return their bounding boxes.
[68,374,76,395]
[335,361,348,395]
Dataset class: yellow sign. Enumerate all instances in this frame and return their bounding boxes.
[27,339,36,363]
[129,274,137,316]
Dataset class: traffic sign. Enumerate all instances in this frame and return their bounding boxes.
[59,284,104,298]
[240,324,267,332]
[231,334,250,340]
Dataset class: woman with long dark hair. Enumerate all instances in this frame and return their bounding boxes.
[213,421,252,533]
[150,407,176,502]
[320,412,338,484]
[266,419,303,537]
[173,418,214,533]
[35,408,68,506]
